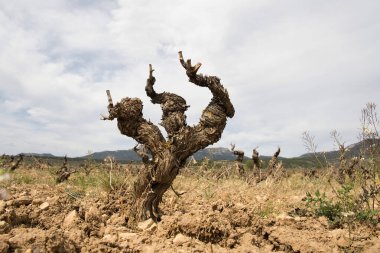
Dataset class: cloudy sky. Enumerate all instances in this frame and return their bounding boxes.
[1,0,379,158]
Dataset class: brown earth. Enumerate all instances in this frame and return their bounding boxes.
[0,169,379,253]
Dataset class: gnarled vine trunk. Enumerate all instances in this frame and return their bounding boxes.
[103,52,234,224]
[230,144,244,175]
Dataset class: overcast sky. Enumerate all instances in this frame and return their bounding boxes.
[1,0,379,158]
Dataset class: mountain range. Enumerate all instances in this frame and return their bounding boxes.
[20,139,379,168]
[84,147,243,162]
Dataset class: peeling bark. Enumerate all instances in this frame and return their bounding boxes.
[103,52,234,223]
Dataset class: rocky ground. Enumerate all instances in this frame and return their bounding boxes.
[0,169,379,252]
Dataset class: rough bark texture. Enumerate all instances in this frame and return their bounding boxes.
[230,144,244,163]
[253,147,284,183]
[265,147,285,181]
[252,149,261,169]
[103,52,234,224]
[230,144,245,175]
[251,148,263,182]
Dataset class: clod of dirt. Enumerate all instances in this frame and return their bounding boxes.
[11,196,32,207]
[32,198,43,205]
[101,234,118,244]
[366,238,380,252]
[0,189,9,200]
[107,213,125,226]
[336,236,350,248]
[317,216,329,227]
[0,200,5,213]
[6,228,79,252]
[118,232,138,241]
[39,202,49,210]
[138,218,155,230]
[0,242,9,253]
[239,233,256,247]
[46,195,60,205]
[0,221,10,233]
[85,206,101,223]
[164,210,232,244]
[62,210,79,229]
[173,233,191,246]
[275,212,295,226]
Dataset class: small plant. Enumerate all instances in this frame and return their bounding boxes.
[22,175,35,184]
[305,183,378,250]
[203,186,215,200]
[0,168,6,176]
[255,202,275,218]
[357,103,380,212]
[99,156,131,194]
[71,173,98,192]
[305,183,378,228]
[305,190,341,225]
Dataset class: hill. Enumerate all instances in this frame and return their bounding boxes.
[17,138,379,168]
[20,153,56,158]
[300,138,380,161]
[85,150,141,161]
[82,147,320,168]
[81,147,249,162]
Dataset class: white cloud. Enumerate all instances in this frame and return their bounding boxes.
[0,0,379,157]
